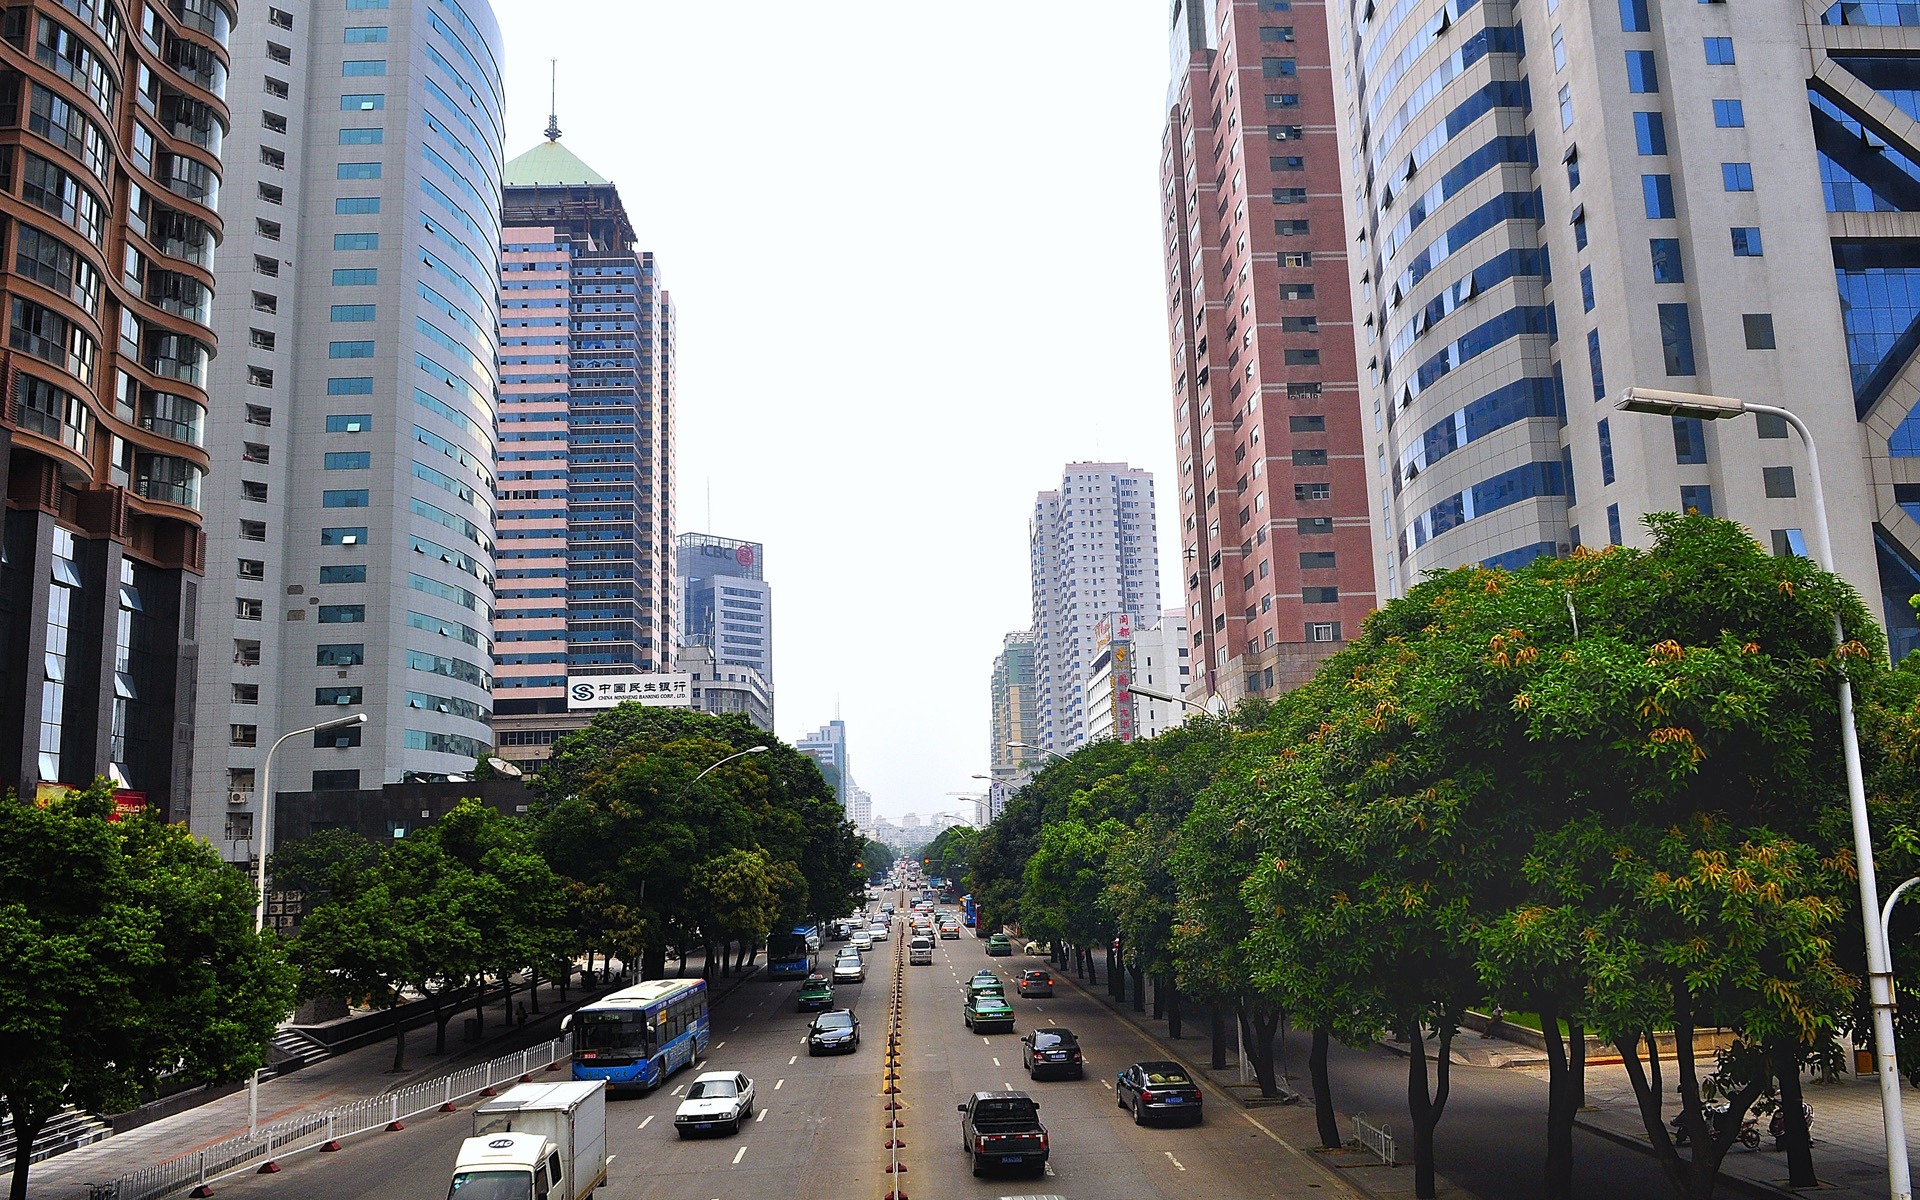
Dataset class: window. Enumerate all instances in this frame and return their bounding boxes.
[1643,174,1676,218]
[1673,416,1709,463]
[318,565,366,583]
[317,643,365,666]
[329,341,374,358]
[252,291,278,314]
[1599,417,1617,484]
[326,414,371,432]
[1626,50,1659,93]
[1552,26,1567,70]
[239,519,267,541]
[1300,551,1336,569]
[1295,483,1331,500]
[1292,449,1328,466]
[1271,155,1305,171]
[1302,587,1339,603]
[1756,413,1789,438]
[258,181,284,204]
[1280,315,1318,332]
[1265,93,1300,108]
[1635,112,1668,155]
[1559,84,1574,130]
[238,559,264,580]
[1588,329,1607,401]
[325,451,370,469]
[323,489,369,507]
[313,724,362,748]
[1763,465,1796,497]
[1567,155,1581,189]
[337,196,380,214]
[231,724,258,747]
[346,0,390,8]
[339,128,383,145]
[1743,312,1776,349]
[312,770,361,791]
[317,604,365,623]
[1298,517,1333,534]
[246,366,273,388]
[332,268,377,285]
[1574,211,1588,250]
[345,25,388,41]
[264,77,290,100]
[1680,485,1715,516]
[1650,238,1685,283]
[1658,302,1697,374]
[1704,36,1735,64]
[1289,415,1326,432]
[330,304,375,321]
[316,686,363,706]
[1263,57,1297,77]
[1771,529,1809,557]
[1621,0,1651,29]
[340,94,384,111]
[256,218,281,241]
[1306,622,1342,642]
[246,403,271,426]
[320,527,367,546]
[1722,162,1754,191]
[1275,219,1310,235]
[337,161,381,179]
[333,233,378,250]
[1284,348,1320,364]
[1731,226,1764,256]
[328,378,373,395]
[269,7,294,26]
[235,597,262,621]
[1607,503,1623,545]
[342,59,386,75]
[1274,187,1307,204]
[260,146,284,169]
[1713,99,1745,127]
[1580,265,1596,311]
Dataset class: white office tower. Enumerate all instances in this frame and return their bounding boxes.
[191,0,505,858]
[1028,463,1164,752]
[1326,0,1916,648]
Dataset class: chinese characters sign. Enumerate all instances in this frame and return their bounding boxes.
[567,673,693,711]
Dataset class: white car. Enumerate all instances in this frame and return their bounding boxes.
[675,1071,755,1137]
[868,922,890,941]
[849,931,873,952]
[833,954,865,983]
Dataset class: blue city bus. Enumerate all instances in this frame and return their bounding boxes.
[962,895,978,927]
[565,978,709,1093]
[766,931,816,980]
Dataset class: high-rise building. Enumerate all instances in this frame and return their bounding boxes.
[1086,609,1195,744]
[487,123,677,769]
[677,532,770,690]
[1028,463,1163,752]
[189,0,504,858]
[797,718,848,807]
[0,0,236,817]
[845,778,872,833]
[987,629,1037,785]
[1161,0,1378,711]
[1327,0,1910,652]
[679,641,771,732]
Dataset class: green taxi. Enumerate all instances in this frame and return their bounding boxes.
[796,974,835,1012]
[985,932,1013,956]
[964,992,1016,1033]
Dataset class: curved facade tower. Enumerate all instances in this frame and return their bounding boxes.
[191,0,503,860]
[0,0,232,817]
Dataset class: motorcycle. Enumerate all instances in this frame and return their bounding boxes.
[1769,1101,1815,1150]
[1671,1100,1762,1150]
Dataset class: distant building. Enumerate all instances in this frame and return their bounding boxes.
[797,719,849,808]
[988,630,1038,790]
[1085,610,1194,743]
[679,641,771,731]
[846,779,873,832]
[677,532,772,693]
[1029,464,1163,754]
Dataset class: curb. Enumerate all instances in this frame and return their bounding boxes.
[1572,1116,1802,1200]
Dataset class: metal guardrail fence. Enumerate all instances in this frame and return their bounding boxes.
[96,1035,573,1200]
[1352,1111,1397,1166]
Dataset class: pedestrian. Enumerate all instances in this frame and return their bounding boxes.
[1482,1004,1504,1038]
[516,1001,528,1027]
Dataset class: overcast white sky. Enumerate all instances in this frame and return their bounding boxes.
[494,3,1182,821]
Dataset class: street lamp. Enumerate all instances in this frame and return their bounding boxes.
[691,744,767,786]
[249,709,365,1137]
[1007,740,1071,765]
[1616,385,1911,1200]
[1131,685,1205,712]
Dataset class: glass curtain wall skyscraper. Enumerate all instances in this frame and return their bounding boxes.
[676,531,770,686]
[190,0,505,859]
[0,0,235,818]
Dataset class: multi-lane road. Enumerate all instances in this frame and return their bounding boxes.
[197,892,1354,1200]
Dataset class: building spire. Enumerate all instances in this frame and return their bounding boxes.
[544,59,561,141]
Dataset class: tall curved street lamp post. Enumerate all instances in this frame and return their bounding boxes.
[1616,385,1910,1200]
[1007,740,1070,765]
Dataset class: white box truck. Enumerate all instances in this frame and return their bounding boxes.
[449,1080,607,1200]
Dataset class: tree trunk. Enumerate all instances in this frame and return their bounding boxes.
[392,1014,408,1073]
[702,941,715,979]
[500,969,515,1023]
[433,992,457,1056]
[1569,1019,1586,1109]
[7,1106,45,1200]
[529,969,543,1014]
[1404,1020,1453,1200]
[1211,1005,1229,1070]
[1245,1006,1283,1097]
[1130,965,1146,1012]
[1538,996,1574,1200]
[471,977,486,1032]
[674,945,687,978]
[1311,1024,1342,1149]
[585,949,596,984]
[1775,1045,1816,1188]
[1152,972,1165,1019]
[1167,980,1183,1039]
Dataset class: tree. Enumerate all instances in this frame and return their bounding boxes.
[921,824,976,880]
[0,781,295,1200]
[267,827,380,909]
[861,839,896,884]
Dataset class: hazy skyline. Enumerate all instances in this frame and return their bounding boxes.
[493,3,1181,819]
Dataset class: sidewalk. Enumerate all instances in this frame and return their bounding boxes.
[21,962,763,1200]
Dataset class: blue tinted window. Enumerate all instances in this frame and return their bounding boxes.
[331,304,375,322]
[327,378,373,395]
[1643,174,1676,217]
[1732,226,1764,255]
[1680,485,1715,516]
[1567,155,1581,189]
[1831,54,1920,120]
[1835,239,1920,408]
[1635,112,1668,154]
[334,233,378,250]
[319,530,368,548]
[1651,238,1685,283]
[343,60,387,76]
[325,414,371,432]
[323,490,369,508]
[319,565,367,584]
[1621,0,1651,29]
[1587,329,1607,401]
[339,128,383,145]
[1811,90,1920,211]
[1704,37,1736,64]
[1580,265,1595,312]
[1574,213,1589,250]
[1559,84,1574,129]
[1673,417,1709,464]
[329,341,375,359]
[1607,503,1623,545]
[1599,417,1617,484]
[332,268,377,285]
[317,604,366,622]
[1713,99,1745,127]
[345,25,388,41]
[324,452,370,469]
[340,95,384,111]
[1723,162,1755,190]
[337,197,380,214]
[337,161,381,179]
[1627,51,1660,92]
[1659,302,1698,375]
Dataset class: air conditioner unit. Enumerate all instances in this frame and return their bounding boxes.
[228,791,248,806]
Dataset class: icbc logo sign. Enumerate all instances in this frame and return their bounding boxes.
[736,544,755,568]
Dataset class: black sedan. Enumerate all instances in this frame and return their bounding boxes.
[807,1009,860,1055]
[1115,1060,1203,1125]
[1021,1028,1084,1079]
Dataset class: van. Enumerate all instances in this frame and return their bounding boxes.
[909,936,934,965]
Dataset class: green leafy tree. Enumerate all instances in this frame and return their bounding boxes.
[861,839,896,884]
[0,781,295,1200]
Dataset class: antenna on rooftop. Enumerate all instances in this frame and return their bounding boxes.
[544,60,561,141]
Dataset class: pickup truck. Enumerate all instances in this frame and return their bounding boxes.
[958,1091,1048,1176]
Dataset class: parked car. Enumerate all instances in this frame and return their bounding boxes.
[985,933,1013,956]
[807,1009,860,1055]
[964,993,1016,1033]
[1016,969,1054,998]
[796,974,835,1012]
[1115,1061,1203,1126]
[958,1091,1048,1177]
[674,1071,755,1137]
[1021,1028,1084,1080]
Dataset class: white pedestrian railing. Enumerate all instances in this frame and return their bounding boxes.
[1352,1110,1397,1166]
[96,1036,572,1200]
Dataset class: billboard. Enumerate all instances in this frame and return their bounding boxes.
[567,672,693,711]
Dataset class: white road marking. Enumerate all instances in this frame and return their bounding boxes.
[775,1078,785,1090]
[1166,1151,1187,1172]
[756,1108,768,1123]
[1044,1162,1058,1176]
[732,1146,747,1165]
[981,1037,990,1045]
[788,1055,797,1065]
[607,1155,617,1166]
[1100,1079,1112,1090]
[671,1085,686,1096]
[731,1025,739,1032]
[638,1115,655,1129]
[992,1057,1001,1067]
[717,1041,726,1049]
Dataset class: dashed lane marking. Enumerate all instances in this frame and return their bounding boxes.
[638,1115,655,1129]
[992,1057,1000,1067]
[775,1078,784,1090]
[717,1041,726,1049]
[671,1085,686,1097]
[1166,1151,1187,1172]
[756,1108,768,1123]
[1099,1079,1112,1090]
[732,1146,747,1165]
[788,1055,797,1065]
